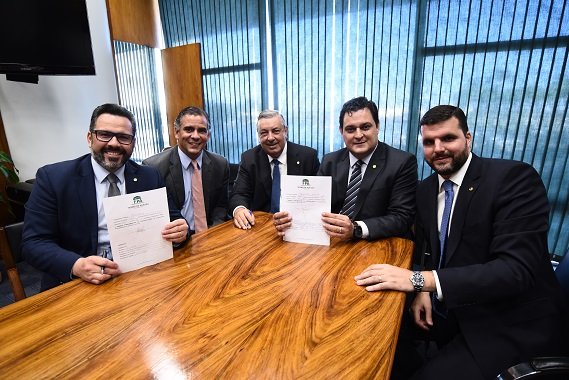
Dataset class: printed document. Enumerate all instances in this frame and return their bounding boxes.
[280,175,331,246]
[103,187,173,272]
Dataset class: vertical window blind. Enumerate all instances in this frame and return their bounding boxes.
[159,0,263,164]
[155,0,567,256]
[113,41,165,162]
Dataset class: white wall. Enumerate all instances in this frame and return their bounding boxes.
[0,0,118,181]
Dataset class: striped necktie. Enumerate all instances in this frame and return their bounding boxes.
[340,160,364,219]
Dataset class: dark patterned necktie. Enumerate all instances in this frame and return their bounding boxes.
[340,160,363,219]
[107,173,121,197]
[270,159,281,213]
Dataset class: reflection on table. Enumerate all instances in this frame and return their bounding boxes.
[0,212,413,379]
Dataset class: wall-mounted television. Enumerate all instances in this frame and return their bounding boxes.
[0,0,95,82]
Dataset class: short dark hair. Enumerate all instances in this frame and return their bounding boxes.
[420,105,468,135]
[89,103,137,136]
[339,96,380,129]
[174,106,211,131]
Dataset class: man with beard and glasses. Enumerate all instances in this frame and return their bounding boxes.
[22,103,189,291]
[230,110,320,229]
[354,105,568,379]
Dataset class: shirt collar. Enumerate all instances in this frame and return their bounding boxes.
[91,156,126,184]
[348,143,378,167]
[178,147,203,169]
[266,141,288,165]
[437,151,473,190]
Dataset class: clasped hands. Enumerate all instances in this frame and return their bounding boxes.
[272,211,354,240]
[72,219,189,285]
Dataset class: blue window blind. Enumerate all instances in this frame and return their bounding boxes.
[113,41,165,162]
[413,0,569,256]
[158,0,568,256]
[159,0,263,164]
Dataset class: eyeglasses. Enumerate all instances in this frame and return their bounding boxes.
[92,130,134,145]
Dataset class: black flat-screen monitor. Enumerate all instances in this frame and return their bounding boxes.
[0,0,95,79]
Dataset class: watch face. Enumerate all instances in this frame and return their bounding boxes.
[354,225,363,238]
[411,272,424,292]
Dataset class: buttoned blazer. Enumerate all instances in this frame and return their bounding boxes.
[229,141,320,212]
[143,147,229,226]
[415,154,567,377]
[22,154,184,291]
[318,142,417,240]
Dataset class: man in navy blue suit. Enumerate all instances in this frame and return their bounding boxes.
[355,105,568,379]
[23,104,189,291]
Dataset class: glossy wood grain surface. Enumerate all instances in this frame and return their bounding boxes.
[0,212,412,379]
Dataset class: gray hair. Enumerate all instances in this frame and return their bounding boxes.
[256,110,287,131]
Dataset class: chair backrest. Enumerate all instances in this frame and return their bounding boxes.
[0,221,26,301]
[555,251,569,304]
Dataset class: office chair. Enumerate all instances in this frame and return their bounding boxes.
[0,221,26,301]
[496,251,569,379]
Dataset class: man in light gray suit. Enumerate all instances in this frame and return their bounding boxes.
[143,106,229,232]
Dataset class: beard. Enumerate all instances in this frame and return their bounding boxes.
[92,146,130,172]
[427,146,469,177]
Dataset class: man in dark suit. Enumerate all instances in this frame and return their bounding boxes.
[143,106,229,232]
[355,105,568,379]
[22,104,189,291]
[273,97,417,241]
[230,110,320,229]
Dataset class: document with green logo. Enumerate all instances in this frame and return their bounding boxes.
[280,175,331,246]
[102,187,173,272]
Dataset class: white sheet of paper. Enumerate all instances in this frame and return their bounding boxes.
[281,175,331,246]
[102,187,173,272]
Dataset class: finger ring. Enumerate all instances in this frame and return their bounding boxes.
[340,227,343,233]
[100,266,105,274]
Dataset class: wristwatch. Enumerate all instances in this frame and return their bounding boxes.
[352,222,363,239]
[409,271,425,292]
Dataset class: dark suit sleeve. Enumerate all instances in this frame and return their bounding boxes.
[364,154,417,240]
[437,163,551,308]
[22,167,83,283]
[228,152,254,212]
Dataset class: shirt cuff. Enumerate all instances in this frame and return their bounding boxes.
[356,221,369,239]
[232,205,247,217]
[432,270,443,300]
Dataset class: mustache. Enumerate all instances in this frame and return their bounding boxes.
[103,147,125,154]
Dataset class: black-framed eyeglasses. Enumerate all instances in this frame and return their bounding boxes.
[92,130,134,145]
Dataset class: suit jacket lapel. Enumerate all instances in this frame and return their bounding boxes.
[444,155,482,265]
[336,150,350,204]
[201,151,212,212]
[168,147,185,208]
[354,144,386,216]
[77,156,99,251]
[287,143,303,175]
[257,147,273,198]
[424,176,441,264]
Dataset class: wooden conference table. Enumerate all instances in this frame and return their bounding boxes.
[0,212,412,379]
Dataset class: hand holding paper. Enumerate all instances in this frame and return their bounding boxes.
[279,175,331,246]
[103,187,176,272]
